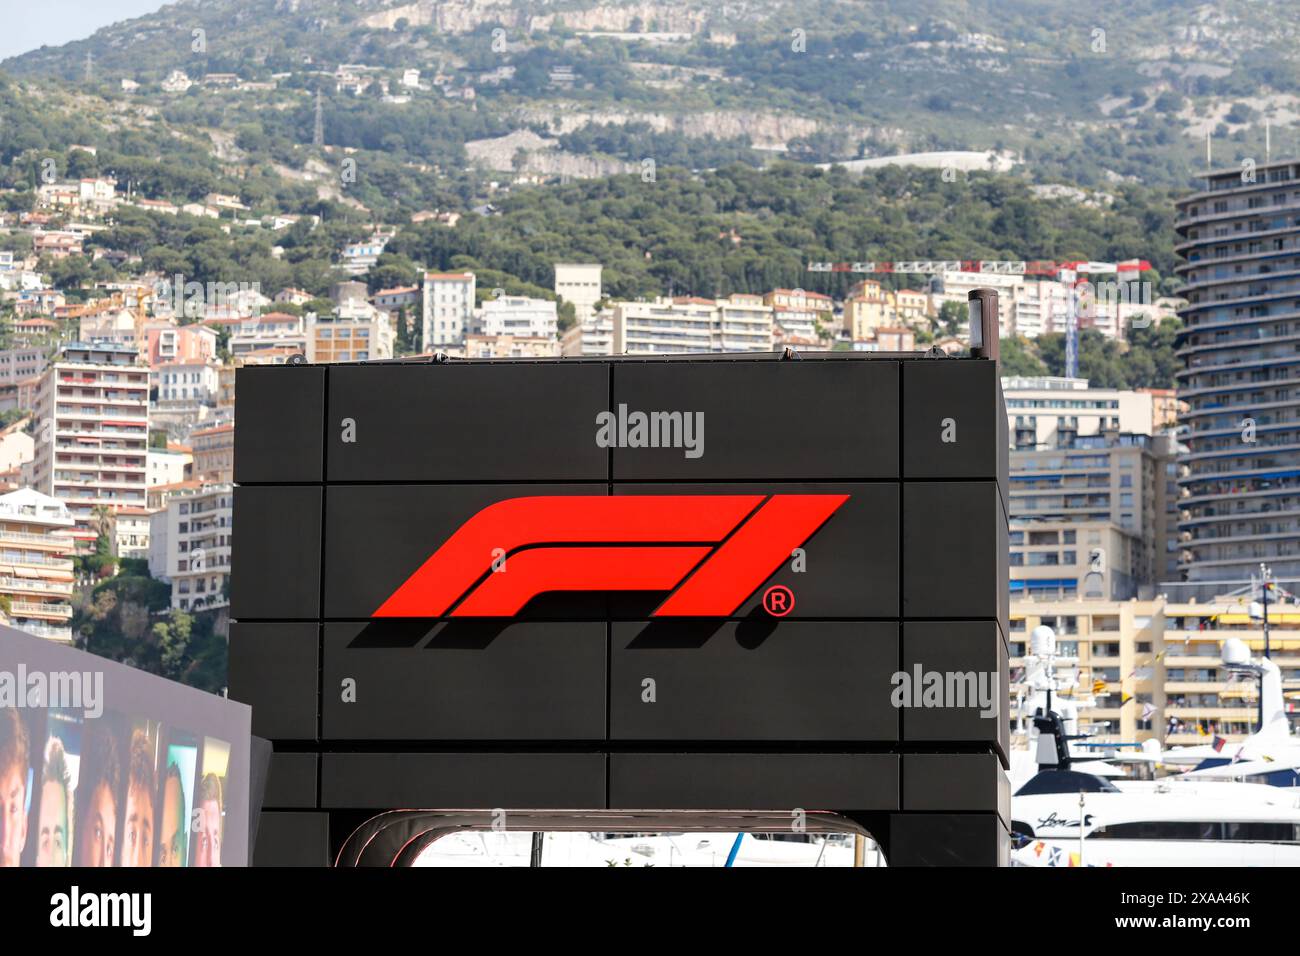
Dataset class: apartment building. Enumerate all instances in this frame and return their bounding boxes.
[27,344,149,546]
[114,505,151,559]
[423,272,476,348]
[1009,431,1178,597]
[613,296,774,354]
[147,483,232,611]
[464,333,561,358]
[79,308,141,348]
[764,288,833,343]
[935,270,1023,334]
[144,322,218,367]
[1011,520,1141,602]
[373,286,420,314]
[561,310,615,356]
[0,376,41,416]
[1011,595,1300,747]
[554,263,602,325]
[615,298,719,353]
[156,361,221,404]
[216,364,237,412]
[1175,158,1300,581]
[0,420,33,473]
[340,234,390,275]
[1003,376,1158,449]
[476,295,558,339]
[305,311,394,364]
[190,424,234,483]
[1140,387,1185,433]
[221,313,307,358]
[147,445,193,486]
[0,347,48,386]
[843,280,891,339]
[856,326,916,352]
[0,488,75,642]
[1010,279,1069,339]
[715,294,774,351]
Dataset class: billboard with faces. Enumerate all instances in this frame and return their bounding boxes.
[0,623,250,867]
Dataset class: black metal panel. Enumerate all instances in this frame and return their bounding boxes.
[253,811,330,867]
[233,365,326,484]
[614,482,898,618]
[610,621,898,741]
[610,360,899,480]
[888,813,1009,867]
[320,752,607,809]
[263,753,319,809]
[609,753,899,810]
[903,481,1003,620]
[231,486,322,619]
[901,621,1010,764]
[902,360,999,479]
[230,354,1009,864]
[902,753,1010,827]
[326,363,609,481]
[322,621,606,740]
[228,622,319,740]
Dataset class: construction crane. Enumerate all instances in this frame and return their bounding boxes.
[805,259,1151,276]
[806,259,1153,378]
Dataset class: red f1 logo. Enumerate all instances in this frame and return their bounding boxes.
[373,494,848,618]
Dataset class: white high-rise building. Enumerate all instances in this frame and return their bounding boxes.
[27,344,149,548]
[1001,376,1157,450]
[554,263,602,325]
[476,295,558,339]
[613,296,774,355]
[0,488,75,642]
[562,309,615,356]
[147,483,232,611]
[422,272,476,349]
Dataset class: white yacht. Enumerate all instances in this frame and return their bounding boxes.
[1012,758,1300,866]
[1011,630,1300,865]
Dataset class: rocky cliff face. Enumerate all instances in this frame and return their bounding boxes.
[359,1,710,35]
[514,105,874,151]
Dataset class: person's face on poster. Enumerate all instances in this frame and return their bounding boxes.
[82,783,116,867]
[195,798,221,867]
[121,783,153,867]
[158,775,185,867]
[36,778,67,867]
[0,759,26,867]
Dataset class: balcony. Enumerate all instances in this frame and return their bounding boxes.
[0,530,74,549]
[9,601,73,620]
[0,577,74,596]
[12,621,73,641]
[0,553,74,571]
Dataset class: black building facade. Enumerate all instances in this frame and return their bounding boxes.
[230,351,1010,866]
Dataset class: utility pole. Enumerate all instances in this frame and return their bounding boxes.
[84,51,94,84]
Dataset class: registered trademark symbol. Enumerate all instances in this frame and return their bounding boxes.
[763,585,794,617]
